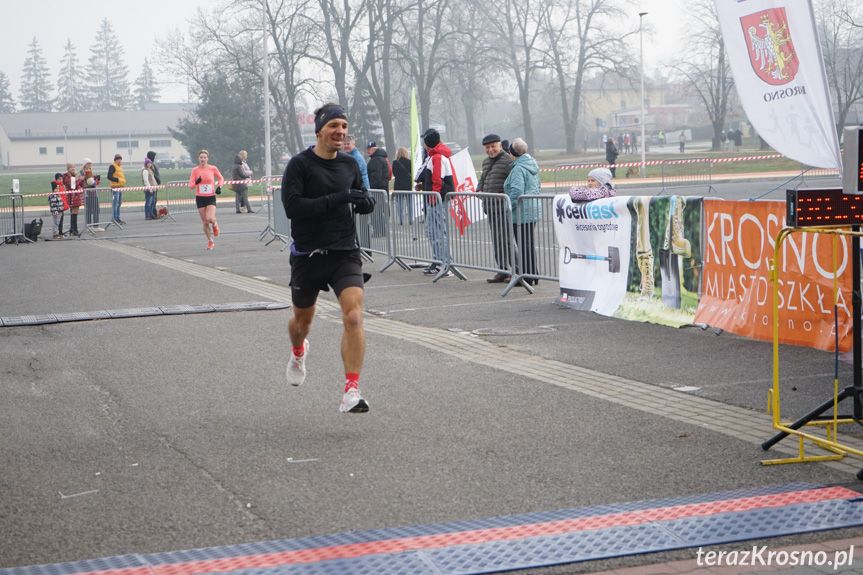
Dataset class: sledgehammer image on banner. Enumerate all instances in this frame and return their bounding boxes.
[715,0,841,169]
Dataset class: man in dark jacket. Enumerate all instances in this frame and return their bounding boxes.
[146,151,161,219]
[366,142,391,237]
[476,133,513,283]
[365,142,391,190]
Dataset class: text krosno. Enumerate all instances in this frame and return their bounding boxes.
[696,545,854,569]
[764,85,806,102]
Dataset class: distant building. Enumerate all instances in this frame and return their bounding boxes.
[0,105,193,169]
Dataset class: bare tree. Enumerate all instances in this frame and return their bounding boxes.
[669,0,733,151]
[478,0,547,148]
[308,0,367,106]
[349,0,413,152]
[540,0,634,153]
[818,0,863,136]
[397,0,457,130]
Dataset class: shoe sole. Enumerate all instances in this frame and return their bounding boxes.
[340,398,369,413]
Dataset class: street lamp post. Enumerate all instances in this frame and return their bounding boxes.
[262,1,272,179]
[63,126,68,164]
[639,11,647,178]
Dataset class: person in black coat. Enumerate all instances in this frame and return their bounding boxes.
[392,147,414,225]
[605,137,619,177]
[366,142,391,236]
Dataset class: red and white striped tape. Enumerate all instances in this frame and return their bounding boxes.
[539,153,786,172]
[22,179,265,199]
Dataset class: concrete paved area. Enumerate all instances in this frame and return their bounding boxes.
[1,175,861,575]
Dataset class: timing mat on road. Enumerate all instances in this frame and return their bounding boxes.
[5,483,863,575]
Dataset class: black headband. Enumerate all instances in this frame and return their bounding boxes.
[315,105,347,133]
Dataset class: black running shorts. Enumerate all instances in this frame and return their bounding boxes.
[289,249,364,309]
[196,195,217,209]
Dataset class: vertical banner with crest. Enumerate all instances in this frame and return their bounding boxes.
[715,0,841,169]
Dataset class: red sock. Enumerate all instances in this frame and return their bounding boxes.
[345,373,359,392]
[292,345,305,357]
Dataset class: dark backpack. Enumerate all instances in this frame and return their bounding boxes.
[24,218,43,241]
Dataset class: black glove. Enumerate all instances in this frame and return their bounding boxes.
[348,188,372,204]
[215,186,221,195]
[94,175,101,184]
[195,176,202,185]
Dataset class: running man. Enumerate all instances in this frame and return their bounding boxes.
[281,103,376,413]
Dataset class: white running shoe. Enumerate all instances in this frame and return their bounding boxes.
[339,388,369,413]
[286,340,309,386]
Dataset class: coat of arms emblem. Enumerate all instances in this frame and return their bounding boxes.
[740,8,799,86]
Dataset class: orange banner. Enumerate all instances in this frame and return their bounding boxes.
[695,199,853,352]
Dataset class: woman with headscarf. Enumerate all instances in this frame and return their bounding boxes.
[568,168,617,201]
[504,138,542,285]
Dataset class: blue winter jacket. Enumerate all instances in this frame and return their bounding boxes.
[348,147,370,189]
[504,154,542,224]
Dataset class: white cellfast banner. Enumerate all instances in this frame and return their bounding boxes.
[715,0,841,169]
[553,195,632,316]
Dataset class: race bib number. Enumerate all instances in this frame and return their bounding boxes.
[200,184,213,195]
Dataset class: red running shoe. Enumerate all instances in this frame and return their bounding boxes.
[213,223,220,237]
[206,240,214,250]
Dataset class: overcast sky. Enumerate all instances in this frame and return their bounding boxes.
[0,0,681,106]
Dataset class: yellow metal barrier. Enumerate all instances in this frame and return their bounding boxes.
[762,226,863,477]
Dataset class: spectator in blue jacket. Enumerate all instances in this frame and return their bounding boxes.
[504,138,543,285]
[344,136,370,189]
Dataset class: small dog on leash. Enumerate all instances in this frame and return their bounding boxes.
[625,166,639,178]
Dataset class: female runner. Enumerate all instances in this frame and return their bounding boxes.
[189,149,225,249]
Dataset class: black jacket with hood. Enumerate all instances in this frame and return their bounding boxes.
[367,148,391,191]
[146,151,161,185]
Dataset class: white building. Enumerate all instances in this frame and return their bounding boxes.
[0,105,193,169]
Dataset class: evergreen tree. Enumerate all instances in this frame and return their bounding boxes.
[55,39,87,112]
[170,73,264,174]
[19,37,53,112]
[86,19,132,110]
[0,71,15,113]
[349,78,381,147]
[133,58,161,109]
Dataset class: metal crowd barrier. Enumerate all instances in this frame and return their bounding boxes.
[267,177,291,249]
[505,194,560,295]
[798,166,841,188]
[85,188,121,233]
[0,193,27,244]
[660,157,714,195]
[381,191,455,276]
[553,163,598,193]
[356,189,391,260]
[161,181,198,222]
[444,192,532,288]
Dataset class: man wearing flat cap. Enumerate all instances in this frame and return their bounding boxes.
[476,134,513,283]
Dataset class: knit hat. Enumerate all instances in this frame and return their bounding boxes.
[588,167,614,188]
[422,128,440,148]
[114,154,122,161]
[82,157,93,165]
[481,134,500,145]
[144,158,152,164]
[367,141,377,149]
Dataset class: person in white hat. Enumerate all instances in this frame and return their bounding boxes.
[568,167,617,201]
